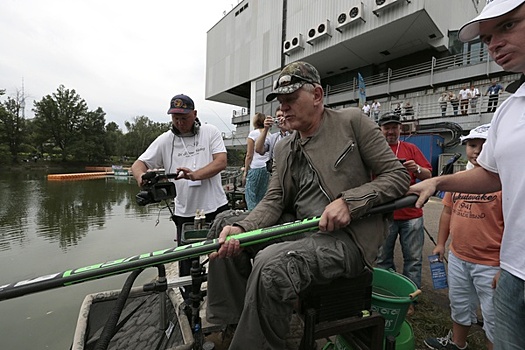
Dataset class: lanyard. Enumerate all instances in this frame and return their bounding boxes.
[395,141,400,158]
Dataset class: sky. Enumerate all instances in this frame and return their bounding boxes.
[0,0,241,135]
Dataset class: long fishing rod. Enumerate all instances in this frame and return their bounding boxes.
[427,152,461,250]
[0,195,417,302]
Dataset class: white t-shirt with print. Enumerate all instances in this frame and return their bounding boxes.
[459,88,471,100]
[477,82,525,280]
[138,124,228,217]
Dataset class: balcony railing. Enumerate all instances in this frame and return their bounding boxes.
[326,47,490,96]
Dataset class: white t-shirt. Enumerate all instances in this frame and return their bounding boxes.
[477,82,525,280]
[459,88,471,100]
[138,124,228,217]
[362,104,370,115]
[248,129,270,169]
[371,102,381,112]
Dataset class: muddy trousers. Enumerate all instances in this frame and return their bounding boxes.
[206,231,365,350]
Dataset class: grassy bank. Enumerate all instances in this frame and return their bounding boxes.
[409,291,487,349]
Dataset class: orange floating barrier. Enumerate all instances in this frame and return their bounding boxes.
[47,172,109,181]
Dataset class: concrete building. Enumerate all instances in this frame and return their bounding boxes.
[205,0,520,168]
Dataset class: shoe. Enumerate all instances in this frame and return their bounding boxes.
[424,330,468,349]
[204,324,236,349]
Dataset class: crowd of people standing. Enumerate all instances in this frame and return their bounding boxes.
[437,81,503,117]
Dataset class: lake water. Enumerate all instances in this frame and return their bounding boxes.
[0,170,180,349]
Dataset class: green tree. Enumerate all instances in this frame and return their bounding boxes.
[104,121,124,160]
[0,89,27,163]
[33,85,88,161]
[70,107,107,162]
[123,116,169,158]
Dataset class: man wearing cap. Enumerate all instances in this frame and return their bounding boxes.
[376,113,432,293]
[409,1,525,348]
[131,94,229,281]
[205,61,410,349]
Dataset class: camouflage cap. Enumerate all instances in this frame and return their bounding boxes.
[266,61,321,102]
[378,113,402,126]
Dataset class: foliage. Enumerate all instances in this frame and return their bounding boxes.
[104,121,124,158]
[0,85,230,167]
[32,85,89,161]
[0,89,27,163]
[71,107,107,162]
[123,116,170,158]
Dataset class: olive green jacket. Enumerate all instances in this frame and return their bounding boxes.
[236,107,411,266]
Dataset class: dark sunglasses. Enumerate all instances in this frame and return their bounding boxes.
[274,74,316,89]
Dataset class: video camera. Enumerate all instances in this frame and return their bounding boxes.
[136,171,177,206]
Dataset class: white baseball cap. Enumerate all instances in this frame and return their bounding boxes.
[460,123,491,143]
[458,0,525,42]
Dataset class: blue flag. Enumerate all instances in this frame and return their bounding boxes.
[358,73,366,108]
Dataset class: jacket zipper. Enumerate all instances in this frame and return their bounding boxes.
[334,141,355,168]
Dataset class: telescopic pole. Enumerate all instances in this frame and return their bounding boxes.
[0,195,417,301]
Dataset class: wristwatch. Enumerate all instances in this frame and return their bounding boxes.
[416,165,422,174]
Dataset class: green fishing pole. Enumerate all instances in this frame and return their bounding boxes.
[0,218,319,301]
[0,195,417,301]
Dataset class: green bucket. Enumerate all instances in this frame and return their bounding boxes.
[371,268,419,337]
[394,321,415,350]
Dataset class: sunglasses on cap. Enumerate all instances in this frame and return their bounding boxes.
[274,74,316,89]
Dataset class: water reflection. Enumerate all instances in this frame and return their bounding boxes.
[0,174,158,252]
[0,173,37,251]
[0,170,177,350]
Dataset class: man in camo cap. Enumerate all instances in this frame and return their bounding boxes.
[205,61,410,349]
[265,61,321,101]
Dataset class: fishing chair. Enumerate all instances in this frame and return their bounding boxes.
[298,268,385,350]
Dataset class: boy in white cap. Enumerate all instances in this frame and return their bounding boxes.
[409,1,525,348]
[424,124,503,350]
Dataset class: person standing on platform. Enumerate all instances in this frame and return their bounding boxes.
[438,92,449,117]
[469,84,481,114]
[459,85,471,115]
[362,101,371,117]
[486,80,504,113]
[371,100,381,121]
[449,91,460,116]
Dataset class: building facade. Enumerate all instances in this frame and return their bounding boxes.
[206,0,519,160]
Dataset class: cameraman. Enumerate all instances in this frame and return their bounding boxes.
[131,94,229,284]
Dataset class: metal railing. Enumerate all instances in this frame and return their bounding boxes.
[391,93,510,122]
[327,47,490,96]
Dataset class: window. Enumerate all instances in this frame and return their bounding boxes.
[255,72,281,116]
